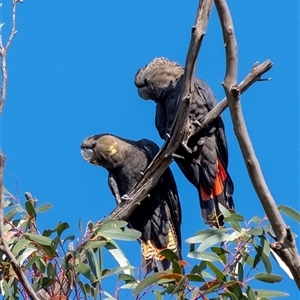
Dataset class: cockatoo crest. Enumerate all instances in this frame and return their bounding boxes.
[134,57,184,100]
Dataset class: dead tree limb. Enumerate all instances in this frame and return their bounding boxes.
[0,0,19,114]
[214,0,300,289]
[107,0,214,221]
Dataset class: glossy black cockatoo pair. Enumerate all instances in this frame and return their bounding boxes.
[134,57,234,227]
[81,134,182,273]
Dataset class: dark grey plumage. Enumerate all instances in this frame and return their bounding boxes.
[134,57,234,227]
[81,134,182,273]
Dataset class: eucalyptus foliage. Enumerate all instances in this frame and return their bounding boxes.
[0,191,298,299]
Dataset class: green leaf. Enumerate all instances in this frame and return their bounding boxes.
[78,281,87,298]
[102,265,134,279]
[187,251,223,263]
[246,228,264,236]
[118,274,137,283]
[246,286,256,300]
[63,234,75,245]
[105,240,133,275]
[224,212,245,222]
[244,253,254,268]
[119,282,139,290]
[172,259,183,275]
[196,232,231,252]
[218,204,232,218]
[11,239,31,256]
[5,209,18,221]
[24,233,53,246]
[227,218,242,232]
[186,274,205,283]
[97,224,141,241]
[35,203,53,213]
[25,200,36,219]
[226,281,243,300]
[133,272,166,296]
[186,228,227,244]
[32,277,56,292]
[96,220,128,232]
[42,229,56,237]
[18,247,36,265]
[83,240,107,249]
[254,244,272,274]
[159,248,179,262]
[278,205,300,223]
[260,235,270,256]
[191,261,207,272]
[237,261,243,283]
[250,216,261,224]
[85,248,102,280]
[56,222,70,236]
[207,261,226,282]
[211,247,229,264]
[254,273,282,283]
[47,262,56,278]
[255,289,289,298]
[1,279,9,297]
[75,263,96,281]
[24,254,43,270]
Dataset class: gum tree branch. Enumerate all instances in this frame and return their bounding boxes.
[0,0,19,114]
[214,0,300,288]
[194,59,273,135]
[107,0,214,221]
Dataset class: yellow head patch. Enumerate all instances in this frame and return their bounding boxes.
[109,145,117,156]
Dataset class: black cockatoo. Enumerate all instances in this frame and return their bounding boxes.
[80,134,182,273]
[134,57,234,227]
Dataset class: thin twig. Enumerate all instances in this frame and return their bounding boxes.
[214,0,300,288]
[0,0,18,114]
[194,59,273,135]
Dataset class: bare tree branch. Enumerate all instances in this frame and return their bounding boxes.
[195,59,273,135]
[0,0,19,114]
[214,0,300,288]
[107,0,214,221]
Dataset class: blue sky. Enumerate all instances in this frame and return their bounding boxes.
[1,1,299,299]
